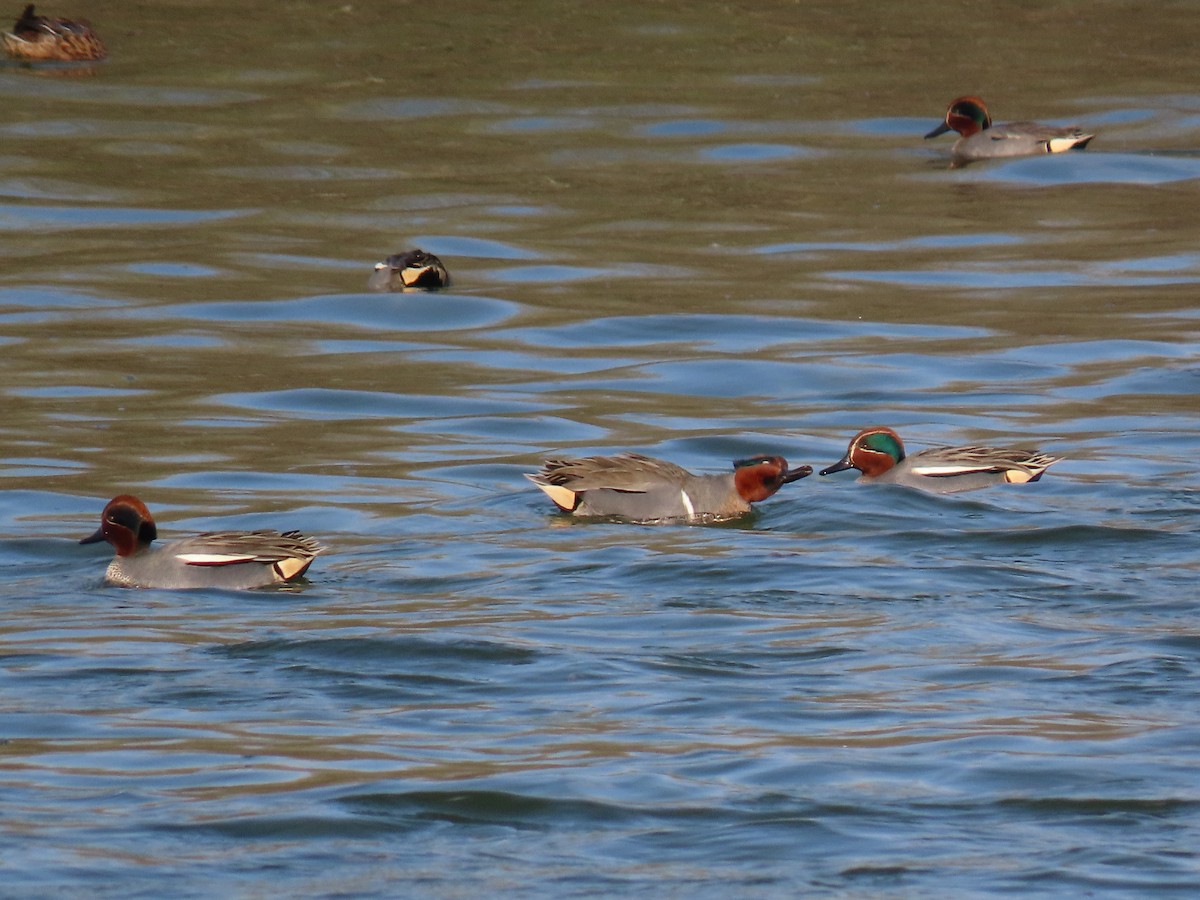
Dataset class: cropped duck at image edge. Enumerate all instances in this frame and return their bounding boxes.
[2,4,106,62]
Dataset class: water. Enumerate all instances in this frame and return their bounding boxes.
[2,1,1199,896]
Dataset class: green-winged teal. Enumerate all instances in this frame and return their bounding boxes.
[925,96,1093,161]
[368,249,450,291]
[820,427,1061,493]
[81,495,322,589]
[527,453,811,523]
[3,4,106,61]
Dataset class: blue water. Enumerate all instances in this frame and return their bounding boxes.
[3,1,1200,896]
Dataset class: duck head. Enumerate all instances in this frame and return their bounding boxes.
[820,427,906,478]
[925,96,992,139]
[732,455,812,503]
[80,495,157,556]
[368,249,450,291]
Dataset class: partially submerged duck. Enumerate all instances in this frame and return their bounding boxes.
[526,453,812,523]
[3,4,106,62]
[368,249,450,291]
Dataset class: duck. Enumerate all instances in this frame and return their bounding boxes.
[367,249,450,291]
[820,427,1061,493]
[2,4,106,62]
[526,453,812,523]
[925,95,1093,161]
[80,495,322,589]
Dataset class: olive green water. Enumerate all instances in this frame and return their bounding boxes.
[2,1,1199,896]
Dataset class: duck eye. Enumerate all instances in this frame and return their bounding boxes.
[733,455,772,469]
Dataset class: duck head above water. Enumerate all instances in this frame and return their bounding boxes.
[80,495,157,557]
[925,96,992,140]
[819,427,905,478]
[732,455,813,502]
[368,249,450,291]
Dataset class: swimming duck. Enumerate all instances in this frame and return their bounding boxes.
[925,96,1093,161]
[3,4,106,62]
[368,249,450,291]
[820,427,1061,493]
[81,495,322,589]
[526,453,812,523]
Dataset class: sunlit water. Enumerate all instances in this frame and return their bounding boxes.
[2,2,1199,896]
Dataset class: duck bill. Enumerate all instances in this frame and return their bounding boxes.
[924,121,951,139]
[782,465,813,484]
[79,526,106,545]
[367,265,392,292]
[819,455,855,476]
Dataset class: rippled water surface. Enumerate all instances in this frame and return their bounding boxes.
[2,1,1200,896]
